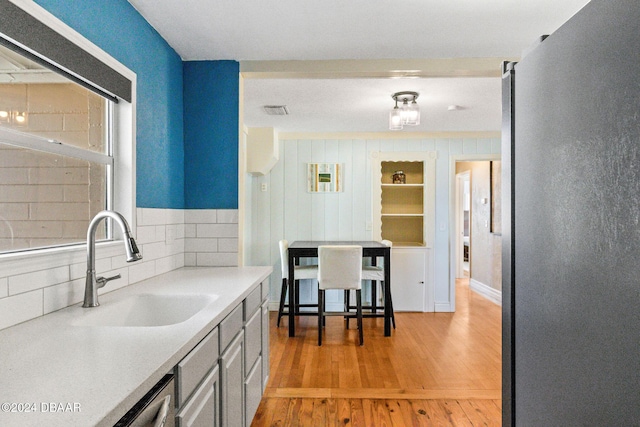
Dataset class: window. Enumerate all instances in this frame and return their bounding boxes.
[0,44,113,253]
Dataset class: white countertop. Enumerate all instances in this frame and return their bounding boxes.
[0,266,272,427]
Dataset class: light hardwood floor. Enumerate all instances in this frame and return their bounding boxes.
[252,279,502,426]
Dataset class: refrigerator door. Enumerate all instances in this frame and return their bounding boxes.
[509,0,640,425]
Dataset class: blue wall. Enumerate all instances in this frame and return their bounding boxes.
[33,1,239,210]
[183,61,239,209]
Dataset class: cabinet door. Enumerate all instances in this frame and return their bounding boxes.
[176,365,219,427]
[245,357,262,425]
[261,300,270,390]
[220,331,244,427]
[244,307,261,373]
[391,248,427,311]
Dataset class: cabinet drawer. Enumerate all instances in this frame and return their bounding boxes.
[219,304,243,352]
[244,307,261,373]
[261,280,269,301]
[176,364,219,427]
[245,356,262,426]
[244,285,262,319]
[176,328,219,407]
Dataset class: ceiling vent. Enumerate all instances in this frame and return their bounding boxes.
[263,105,289,116]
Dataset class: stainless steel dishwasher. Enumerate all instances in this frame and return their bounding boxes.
[114,373,175,427]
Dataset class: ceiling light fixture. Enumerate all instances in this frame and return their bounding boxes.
[389,91,419,130]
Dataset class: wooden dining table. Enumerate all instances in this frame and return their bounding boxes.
[287,240,393,337]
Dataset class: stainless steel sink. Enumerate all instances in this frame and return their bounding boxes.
[72,294,217,327]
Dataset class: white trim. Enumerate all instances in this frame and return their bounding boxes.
[278,131,501,141]
[448,154,500,313]
[455,171,470,279]
[469,278,502,306]
[0,126,113,165]
[434,302,453,312]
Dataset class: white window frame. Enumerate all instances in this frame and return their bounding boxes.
[0,0,136,263]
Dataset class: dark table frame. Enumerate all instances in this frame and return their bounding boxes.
[287,240,392,337]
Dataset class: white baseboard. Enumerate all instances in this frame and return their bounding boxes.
[434,303,454,312]
[469,279,502,306]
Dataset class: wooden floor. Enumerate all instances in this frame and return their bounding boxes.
[251,279,502,426]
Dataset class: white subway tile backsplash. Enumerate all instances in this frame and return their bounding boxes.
[185,209,216,224]
[136,225,160,244]
[142,241,168,260]
[184,253,196,266]
[0,290,43,330]
[155,225,166,242]
[43,278,84,314]
[0,208,238,330]
[128,261,156,284]
[165,209,184,225]
[197,223,238,238]
[185,238,218,253]
[196,252,237,267]
[184,224,196,238]
[138,208,167,226]
[8,265,69,295]
[216,210,238,224]
[218,238,238,252]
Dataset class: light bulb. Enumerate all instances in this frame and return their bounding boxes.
[405,99,420,126]
[0,110,8,119]
[15,112,26,123]
[389,107,403,130]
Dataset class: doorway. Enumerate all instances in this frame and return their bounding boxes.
[449,155,501,311]
[455,170,471,279]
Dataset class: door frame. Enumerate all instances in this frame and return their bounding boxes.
[455,170,470,279]
[448,154,500,312]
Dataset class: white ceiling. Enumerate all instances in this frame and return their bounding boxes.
[127,0,590,133]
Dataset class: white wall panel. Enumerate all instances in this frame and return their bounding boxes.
[252,137,500,312]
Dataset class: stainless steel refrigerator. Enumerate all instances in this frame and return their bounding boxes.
[502,0,640,425]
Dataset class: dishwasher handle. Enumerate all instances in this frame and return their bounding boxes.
[154,395,171,427]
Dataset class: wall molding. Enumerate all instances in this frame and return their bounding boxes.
[469,278,502,306]
[279,131,501,140]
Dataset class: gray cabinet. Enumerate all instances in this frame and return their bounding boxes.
[220,331,244,427]
[173,280,270,427]
[261,299,269,390]
[176,366,220,427]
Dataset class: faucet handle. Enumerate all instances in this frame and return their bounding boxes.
[96,274,122,288]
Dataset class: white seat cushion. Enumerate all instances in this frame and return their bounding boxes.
[294,264,318,280]
[362,265,384,281]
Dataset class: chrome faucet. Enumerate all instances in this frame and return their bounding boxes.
[83,210,142,308]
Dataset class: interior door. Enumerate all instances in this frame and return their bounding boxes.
[507,0,640,425]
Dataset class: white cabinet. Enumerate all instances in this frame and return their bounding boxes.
[390,247,432,312]
[371,152,436,312]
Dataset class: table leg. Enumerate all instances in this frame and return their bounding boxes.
[371,256,377,314]
[384,249,391,336]
[288,254,296,337]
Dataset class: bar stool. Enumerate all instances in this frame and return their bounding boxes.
[346,239,396,329]
[317,245,364,346]
[277,240,318,327]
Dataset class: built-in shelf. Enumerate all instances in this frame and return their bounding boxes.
[373,154,435,246]
[371,151,436,312]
